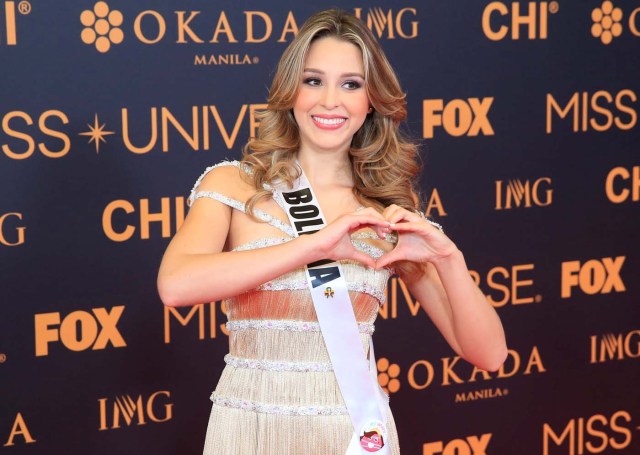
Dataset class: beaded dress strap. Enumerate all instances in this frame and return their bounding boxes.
[188,160,295,238]
[187,160,248,206]
[190,191,295,238]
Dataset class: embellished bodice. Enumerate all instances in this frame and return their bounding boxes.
[189,161,395,417]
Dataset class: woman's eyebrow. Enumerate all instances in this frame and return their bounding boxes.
[303,68,364,79]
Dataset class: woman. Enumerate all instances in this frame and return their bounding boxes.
[158,9,507,454]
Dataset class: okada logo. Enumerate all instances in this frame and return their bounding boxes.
[590,1,640,45]
[80,2,124,53]
[78,4,419,55]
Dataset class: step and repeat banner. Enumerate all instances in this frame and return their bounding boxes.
[1,1,638,454]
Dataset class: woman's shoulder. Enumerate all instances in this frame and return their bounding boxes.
[188,160,255,205]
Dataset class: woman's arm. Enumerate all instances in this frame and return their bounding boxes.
[375,206,508,372]
[158,167,392,307]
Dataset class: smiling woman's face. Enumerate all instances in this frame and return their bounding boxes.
[293,36,370,156]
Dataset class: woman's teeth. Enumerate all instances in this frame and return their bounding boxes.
[313,116,346,125]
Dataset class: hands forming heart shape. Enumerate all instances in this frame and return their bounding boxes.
[316,205,458,270]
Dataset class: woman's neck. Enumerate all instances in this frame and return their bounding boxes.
[296,148,353,188]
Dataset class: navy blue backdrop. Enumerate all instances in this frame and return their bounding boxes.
[1,1,639,454]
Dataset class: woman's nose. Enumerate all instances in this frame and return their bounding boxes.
[320,85,339,109]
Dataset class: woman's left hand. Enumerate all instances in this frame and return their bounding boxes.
[375,204,458,269]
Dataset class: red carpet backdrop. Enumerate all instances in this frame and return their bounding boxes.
[1,1,639,454]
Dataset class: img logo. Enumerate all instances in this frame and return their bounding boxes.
[354,7,418,39]
[590,330,640,364]
[495,177,552,210]
[98,391,173,430]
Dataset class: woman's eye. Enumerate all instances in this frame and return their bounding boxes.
[343,80,362,90]
[303,78,321,86]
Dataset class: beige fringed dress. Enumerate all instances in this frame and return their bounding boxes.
[190,162,401,455]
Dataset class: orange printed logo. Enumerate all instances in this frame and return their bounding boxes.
[103,197,186,242]
[98,391,173,430]
[560,257,625,298]
[606,166,640,203]
[590,330,640,363]
[34,306,126,356]
[543,410,633,454]
[495,178,552,210]
[1,110,71,160]
[1,1,31,46]
[423,98,494,139]
[590,1,640,45]
[0,212,25,246]
[470,263,538,307]
[482,1,558,40]
[423,434,492,455]
[80,2,124,53]
[591,1,623,44]
[546,90,637,133]
[376,358,400,394]
[2,413,36,447]
[163,302,228,343]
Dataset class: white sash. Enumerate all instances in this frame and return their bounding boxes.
[275,166,390,454]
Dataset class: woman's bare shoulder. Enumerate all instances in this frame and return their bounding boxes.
[190,160,256,201]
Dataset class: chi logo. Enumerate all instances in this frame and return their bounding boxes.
[324,287,334,298]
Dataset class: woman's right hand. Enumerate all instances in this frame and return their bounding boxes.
[308,207,391,269]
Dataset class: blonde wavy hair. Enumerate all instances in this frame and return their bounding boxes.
[242,8,422,214]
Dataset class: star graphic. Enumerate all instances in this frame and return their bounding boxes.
[79,113,115,154]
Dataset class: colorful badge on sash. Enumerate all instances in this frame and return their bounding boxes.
[359,420,387,452]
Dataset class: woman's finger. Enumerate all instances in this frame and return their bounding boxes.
[350,250,377,269]
[373,226,389,240]
[375,249,402,269]
[383,205,423,225]
[344,215,391,232]
[355,207,385,218]
[382,204,404,224]
[390,221,439,234]
[354,207,390,225]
